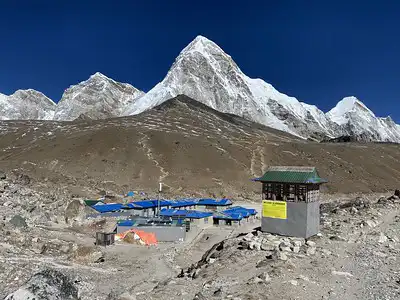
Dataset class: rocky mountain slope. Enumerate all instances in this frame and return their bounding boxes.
[0,89,56,120]
[53,72,144,121]
[0,95,399,197]
[326,96,400,142]
[1,36,399,142]
[124,36,336,140]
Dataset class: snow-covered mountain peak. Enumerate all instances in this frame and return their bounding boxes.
[53,73,144,121]
[11,89,56,106]
[0,89,55,120]
[125,35,335,139]
[327,96,375,125]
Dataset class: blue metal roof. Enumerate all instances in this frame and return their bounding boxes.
[160,209,188,217]
[197,198,232,206]
[169,200,197,208]
[224,206,258,216]
[126,200,171,209]
[224,209,250,218]
[118,220,135,226]
[186,211,213,219]
[213,212,243,221]
[160,209,213,219]
[92,203,124,213]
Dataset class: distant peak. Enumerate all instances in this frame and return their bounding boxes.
[336,96,370,112]
[327,96,375,125]
[90,72,109,79]
[192,35,213,44]
[181,35,225,56]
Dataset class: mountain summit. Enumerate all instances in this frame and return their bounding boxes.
[53,72,144,121]
[0,36,399,142]
[0,89,55,120]
[124,35,336,139]
[326,96,400,142]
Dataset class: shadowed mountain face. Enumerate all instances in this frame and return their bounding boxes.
[0,95,399,197]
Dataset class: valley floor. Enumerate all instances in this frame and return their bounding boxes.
[1,177,399,300]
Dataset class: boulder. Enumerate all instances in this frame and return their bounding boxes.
[9,215,27,228]
[65,200,85,224]
[4,269,79,300]
[0,170,6,180]
[395,190,400,197]
[261,241,276,251]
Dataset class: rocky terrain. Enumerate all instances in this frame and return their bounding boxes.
[1,168,400,299]
[1,36,399,142]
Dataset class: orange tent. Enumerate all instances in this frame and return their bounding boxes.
[116,229,157,246]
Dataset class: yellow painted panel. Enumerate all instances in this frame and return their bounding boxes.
[262,200,287,220]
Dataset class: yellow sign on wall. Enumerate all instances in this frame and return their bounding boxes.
[262,200,287,219]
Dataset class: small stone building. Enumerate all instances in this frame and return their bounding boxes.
[254,166,327,238]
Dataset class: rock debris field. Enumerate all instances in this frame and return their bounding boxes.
[1,170,400,300]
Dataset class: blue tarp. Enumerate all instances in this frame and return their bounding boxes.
[92,203,124,213]
[197,198,232,206]
[126,191,135,197]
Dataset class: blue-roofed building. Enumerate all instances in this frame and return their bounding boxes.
[169,199,197,209]
[196,198,233,212]
[125,200,171,217]
[223,206,258,222]
[91,203,124,213]
[160,208,213,228]
[213,211,244,226]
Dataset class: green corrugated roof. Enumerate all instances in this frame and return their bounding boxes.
[257,166,327,184]
[84,200,103,207]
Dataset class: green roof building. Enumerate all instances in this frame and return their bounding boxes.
[255,166,327,202]
[254,166,327,238]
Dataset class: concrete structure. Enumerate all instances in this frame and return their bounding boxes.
[254,166,327,238]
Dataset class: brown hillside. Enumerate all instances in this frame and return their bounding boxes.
[0,95,399,198]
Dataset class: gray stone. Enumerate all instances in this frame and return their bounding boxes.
[288,280,298,286]
[306,247,316,256]
[258,272,271,283]
[306,240,316,247]
[332,270,353,277]
[378,233,388,243]
[261,242,276,251]
[292,246,301,253]
[249,240,261,251]
[9,215,27,228]
[243,233,255,242]
[4,269,79,299]
[274,250,288,261]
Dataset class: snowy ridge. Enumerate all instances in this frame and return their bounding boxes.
[1,36,399,142]
[53,72,144,120]
[0,89,56,120]
[125,35,335,139]
[326,96,400,142]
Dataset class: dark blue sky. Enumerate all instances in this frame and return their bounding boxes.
[1,1,399,121]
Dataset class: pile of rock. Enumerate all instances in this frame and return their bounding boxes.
[239,231,317,258]
[4,269,80,300]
